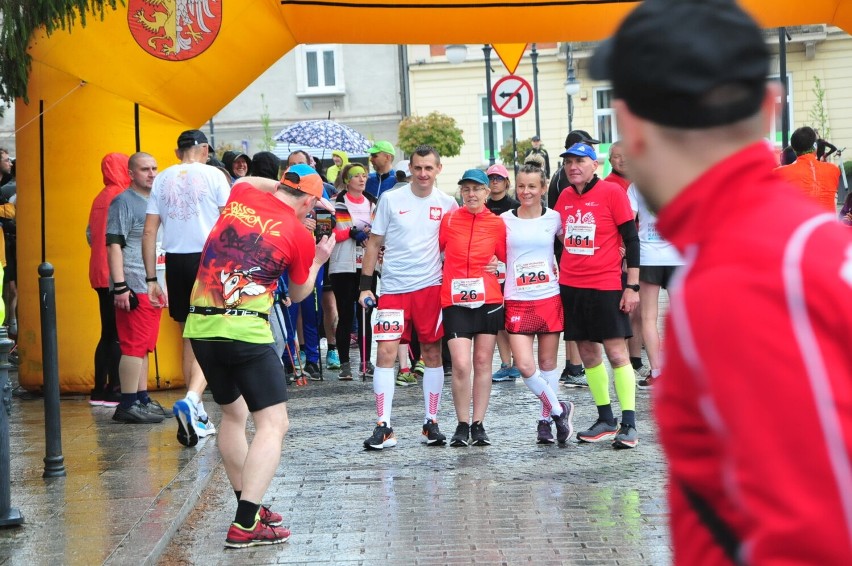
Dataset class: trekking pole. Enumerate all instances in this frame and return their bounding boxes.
[283,304,307,386]
[362,297,375,381]
[313,287,323,380]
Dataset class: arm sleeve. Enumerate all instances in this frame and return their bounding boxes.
[617,220,640,268]
[105,196,131,248]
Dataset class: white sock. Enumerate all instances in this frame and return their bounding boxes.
[196,402,209,421]
[651,369,662,378]
[186,390,200,406]
[423,366,444,421]
[542,368,561,393]
[373,367,395,426]
[523,370,562,418]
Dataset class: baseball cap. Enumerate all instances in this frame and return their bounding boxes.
[564,130,600,149]
[486,164,510,179]
[560,143,598,161]
[177,129,208,149]
[589,0,769,129]
[458,169,489,185]
[281,164,334,212]
[367,141,396,156]
[396,159,411,178]
[531,135,541,142]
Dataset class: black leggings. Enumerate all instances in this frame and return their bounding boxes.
[331,271,374,366]
[94,287,121,391]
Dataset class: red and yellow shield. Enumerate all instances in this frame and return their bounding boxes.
[128,0,222,61]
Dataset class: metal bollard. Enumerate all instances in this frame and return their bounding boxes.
[39,263,65,478]
[0,325,22,525]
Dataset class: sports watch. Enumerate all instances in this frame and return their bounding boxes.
[625,284,640,292]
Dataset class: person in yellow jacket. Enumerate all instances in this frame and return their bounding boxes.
[326,150,349,188]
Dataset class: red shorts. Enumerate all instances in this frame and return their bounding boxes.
[377,285,443,344]
[115,293,162,357]
[504,295,564,334]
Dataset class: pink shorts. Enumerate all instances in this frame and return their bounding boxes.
[377,285,443,344]
[115,293,162,357]
[504,295,564,335]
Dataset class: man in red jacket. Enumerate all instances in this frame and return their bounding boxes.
[591,0,852,564]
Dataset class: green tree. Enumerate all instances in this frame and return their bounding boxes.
[258,94,275,151]
[809,76,831,140]
[499,138,533,169]
[0,1,123,104]
[398,112,464,158]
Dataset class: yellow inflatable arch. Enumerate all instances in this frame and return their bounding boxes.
[15,0,852,392]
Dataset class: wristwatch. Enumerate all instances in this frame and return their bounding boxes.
[625,284,640,292]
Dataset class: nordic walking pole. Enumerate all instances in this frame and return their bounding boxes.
[283,303,306,386]
[362,297,375,381]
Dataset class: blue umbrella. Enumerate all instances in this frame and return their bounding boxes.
[274,120,371,154]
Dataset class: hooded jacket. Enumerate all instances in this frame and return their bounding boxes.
[88,153,131,289]
[222,150,252,181]
[326,150,349,186]
[250,151,281,181]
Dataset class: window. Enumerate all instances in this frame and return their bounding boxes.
[296,44,344,95]
[480,96,515,162]
[594,88,617,145]
[769,74,793,146]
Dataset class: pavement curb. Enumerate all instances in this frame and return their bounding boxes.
[103,435,222,566]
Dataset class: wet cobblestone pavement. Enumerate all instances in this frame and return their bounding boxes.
[0,293,671,565]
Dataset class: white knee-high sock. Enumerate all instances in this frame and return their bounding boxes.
[422,366,444,422]
[523,370,562,418]
[373,367,395,426]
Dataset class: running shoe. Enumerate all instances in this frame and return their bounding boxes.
[101,389,121,408]
[89,388,106,406]
[413,359,426,378]
[173,398,199,446]
[560,370,589,388]
[304,361,322,381]
[196,417,217,438]
[225,519,290,548]
[395,371,416,387]
[637,375,658,390]
[612,423,639,449]
[364,422,397,450]
[450,422,470,447]
[112,401,165,424]
[634,365,651,380]
[338,362,353,381]
[470,421,491,446]
[350,332,358,346]
[552,401,575,444]
[360,362,375,380]
[259,505,283,527]
[443,365,453,377]
[421,419,446,446]
[537,420,555,444]
[326,349,341,370]
[560,364,585,383]
[143,399,174,419]
[491,363,516,382]
[576,419,619,443]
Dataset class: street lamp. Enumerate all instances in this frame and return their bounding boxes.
[445,44,467,65]
[564,43,581,133]
[531,43,541,138]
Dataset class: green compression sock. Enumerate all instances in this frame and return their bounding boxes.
[585,362,610,406]
[613,363,636,412]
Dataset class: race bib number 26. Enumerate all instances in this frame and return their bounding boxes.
[451,277,485,308]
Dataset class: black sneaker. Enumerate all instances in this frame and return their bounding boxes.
[552,401,574,444]
[537,420,555,444]
[450,422,470,447]
[143,399,174,419]
[470,421,491,446]
[363,422,397,450]
[360,362,375,381]
[113,401,164,424]
[421,419,446,446]
[303,361,322,381]
[612,423,639,449]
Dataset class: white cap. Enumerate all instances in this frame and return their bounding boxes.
[396,159,411,178]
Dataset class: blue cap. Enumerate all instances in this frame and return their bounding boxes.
[559,143,598,161]
[458,168,489,185]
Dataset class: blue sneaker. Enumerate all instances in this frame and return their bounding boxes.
[492,363,517,382]
[172,399,198,447]
[326,349,341,370]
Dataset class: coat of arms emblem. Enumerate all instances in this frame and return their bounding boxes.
[128,0,222,61]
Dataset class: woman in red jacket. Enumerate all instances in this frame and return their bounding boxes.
[439,169,506,447]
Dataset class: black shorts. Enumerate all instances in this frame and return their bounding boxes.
[560,285,632,342]
[639,265,678,289]
[442,304,504,340]
[165,252,201,323]
[190,338,288,412]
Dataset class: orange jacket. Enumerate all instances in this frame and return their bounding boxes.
[774,153,840,213]
[88,153,131,289]
[438,207,506,308]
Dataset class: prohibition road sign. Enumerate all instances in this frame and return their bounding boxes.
[491,74,534,119]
